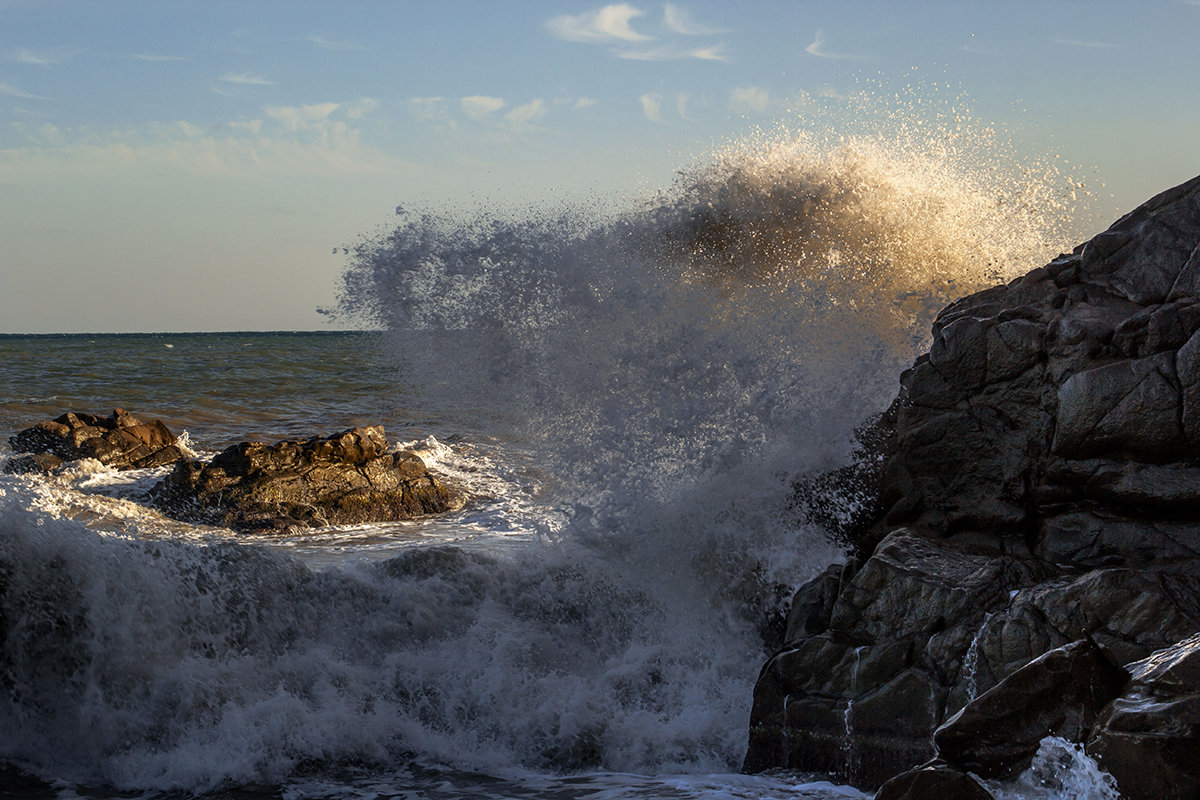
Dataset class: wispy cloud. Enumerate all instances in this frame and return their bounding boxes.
[7,47,70,66]
[676,93,694,122]
[3,111,411,179]
[132,53,189,62]
[344,97,379,119]
[505,99,547,129]
[687,44,727,61]
[639,92,664,123]
[219,72,274,86]
[265,102,339,130]
[663,3,724,35]
[729,85,769,112]
[805,30,858,59]
[461,95,506,119]
[550,3,728,62]
[409,97,454,127]
[620,42,727,61]
[547,4,651,43]
[308,34,370,52]
[574,97,597,109]
[1053,36,1124,49]
[0,80,47,99]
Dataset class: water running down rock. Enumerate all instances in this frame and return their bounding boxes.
[746,173,1200,797]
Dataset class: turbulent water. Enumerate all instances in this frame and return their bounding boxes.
[0,107,1121,799]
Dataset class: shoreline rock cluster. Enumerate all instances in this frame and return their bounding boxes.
[5,408,183,474]
[746,173,1200,797]
[6,411,461,531]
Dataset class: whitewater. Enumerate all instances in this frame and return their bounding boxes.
[0,103,1121,798]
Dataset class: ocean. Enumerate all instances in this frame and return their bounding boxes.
[1,125,1119,799]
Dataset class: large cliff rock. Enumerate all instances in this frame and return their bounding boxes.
[151,426,462,532]
[746,174,1200,791]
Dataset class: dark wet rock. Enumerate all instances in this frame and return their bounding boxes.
[933,638,1128,778]
[747,173,1200,789]
[1087,632,1200,800]
[6,408,183,472]
[151,425,461,532]
[874,760,995,800]
[3,453,64,475]
[746,531,1049,786]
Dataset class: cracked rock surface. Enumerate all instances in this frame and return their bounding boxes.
[746,174,1200,794]
[151,425,462,532]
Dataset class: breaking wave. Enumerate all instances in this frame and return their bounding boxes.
[0,91,1092,795]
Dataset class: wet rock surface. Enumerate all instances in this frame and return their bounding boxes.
[747,173,1200,792]
[874,760,995,800]
[1087,633,1200,800]
[933,638,1128,778]
[150,425,462,532]
[6,408,184,473]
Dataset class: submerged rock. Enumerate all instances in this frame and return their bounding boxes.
[151,425,462,532]
[746,173,1200,791]
[6,408,184,473]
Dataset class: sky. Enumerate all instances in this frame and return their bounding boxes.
[1,0,1197,333]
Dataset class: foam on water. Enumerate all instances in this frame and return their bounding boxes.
[0,90,1096,796]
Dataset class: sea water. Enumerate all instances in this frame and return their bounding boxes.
[1,104,1119,799]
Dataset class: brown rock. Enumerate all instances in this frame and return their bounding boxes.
[7,408,183,472]
[151,426,461,532]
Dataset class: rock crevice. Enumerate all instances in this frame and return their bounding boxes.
[747,174,1200,797]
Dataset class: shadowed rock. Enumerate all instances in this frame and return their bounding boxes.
[746,173,1200,789]
[6,408,184,473]
[874,760,995,800]
[933,638,1128,778]
[1087,633,1200,800]
[150,425,461,532]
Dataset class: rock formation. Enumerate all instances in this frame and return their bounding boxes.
[746,174,1200,794]
[6,408,184,473]
[151,425,461,532]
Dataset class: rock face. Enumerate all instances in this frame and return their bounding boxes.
[151,426,461,532]
[746,174,1200,791]
[6,408,184,473]
[1087,633,1200,800]
[932,637,1128,778]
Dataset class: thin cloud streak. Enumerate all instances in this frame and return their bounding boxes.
[663,3,725,35]
[0,80,47,99]
[132,53,189,62]
[7,47,67,66]
[1053,36,1124,48]
[309,35,371,52]
[219,72,274,86]
[547,4,651,43]
[619,42,728,61]
[805,30,859,60]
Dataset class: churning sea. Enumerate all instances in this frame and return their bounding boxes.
[0,116,1119,799]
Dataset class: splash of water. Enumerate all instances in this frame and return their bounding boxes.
[0,91,1092,793]
[988,737,1121,800]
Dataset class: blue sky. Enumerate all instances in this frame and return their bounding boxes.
[2,0,1198,333]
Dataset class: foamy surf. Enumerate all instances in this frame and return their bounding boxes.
[0,87,1111,798]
